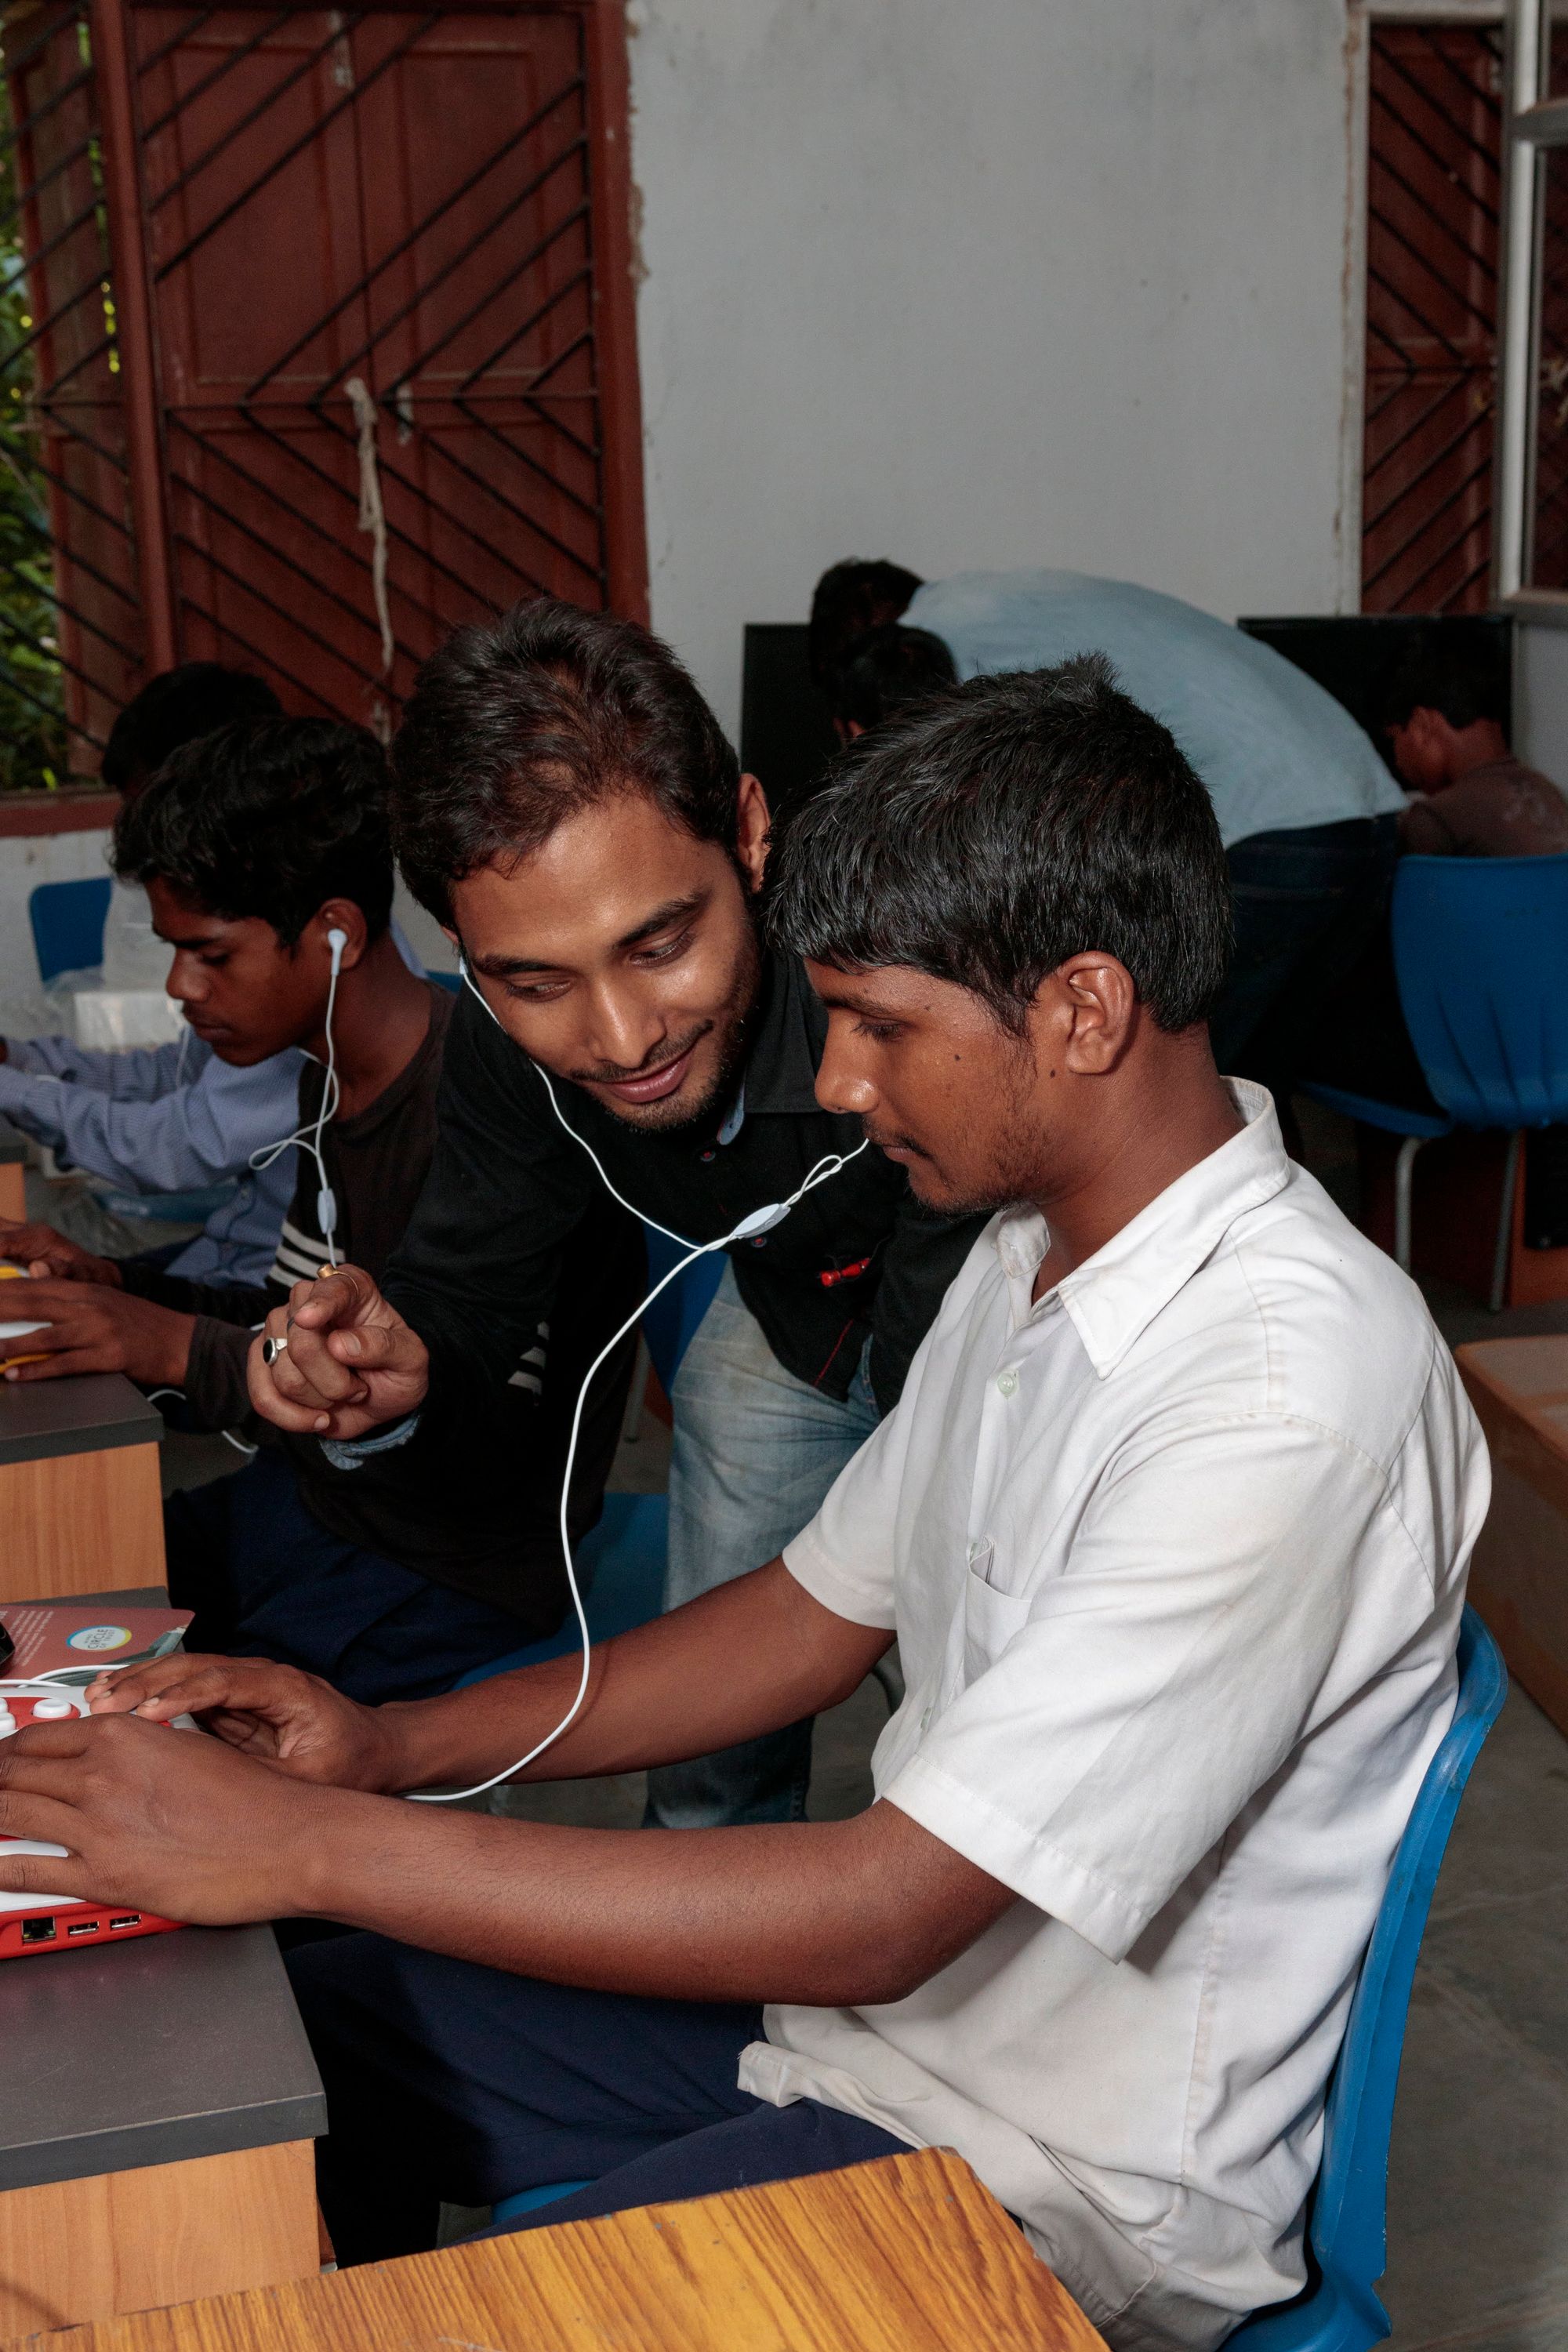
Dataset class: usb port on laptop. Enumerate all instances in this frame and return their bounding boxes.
[108,1915,141,1929]
[67,1922,97,1936]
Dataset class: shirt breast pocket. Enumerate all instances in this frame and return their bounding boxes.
[962,1544,1033,1686]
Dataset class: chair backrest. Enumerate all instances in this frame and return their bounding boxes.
[1392,854,1568,1127]
[642,1228,724,1397]
[1229,1606,1507,2350]
[27,877,112,985]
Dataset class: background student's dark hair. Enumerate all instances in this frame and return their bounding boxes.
[100,662,282,797]
[392,596,742,926]
[808,558,922,693]
[113,717,394,945]
[832,622,957,733]
[1381,642,1510,739]
[768,655,1232,1037]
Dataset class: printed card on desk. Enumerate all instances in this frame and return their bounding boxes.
[0,1602,191,1684]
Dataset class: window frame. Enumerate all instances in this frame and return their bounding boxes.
[1495,0,1568,615]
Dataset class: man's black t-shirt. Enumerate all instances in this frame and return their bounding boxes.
[125,982,645,1627]
[321,955,986,1602]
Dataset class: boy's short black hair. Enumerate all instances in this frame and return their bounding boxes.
[1380,641,1510,737]
[768,655,1231,1036]
[808,559,922,693]
[100,662,281,795]
[391,597,741,927]
[112,717,394,946]
[831,622,958,732]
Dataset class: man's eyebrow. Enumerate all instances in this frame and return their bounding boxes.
[472,893,709,978]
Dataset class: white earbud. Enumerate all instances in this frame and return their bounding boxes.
[327,926,348,974]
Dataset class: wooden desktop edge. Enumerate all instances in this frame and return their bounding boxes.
[55,2148,1109,2352]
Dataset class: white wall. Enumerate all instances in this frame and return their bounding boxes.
[626,0,1356,739]
[1513,622,1568,782]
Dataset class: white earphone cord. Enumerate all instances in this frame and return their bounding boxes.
[249,929,347,1269]
[404,971,869,1803]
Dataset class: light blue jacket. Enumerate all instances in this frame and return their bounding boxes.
[906,571,1405,848]
[0,1033,302,1285]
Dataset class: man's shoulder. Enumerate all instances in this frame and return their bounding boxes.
[1194,1169,1450,1466]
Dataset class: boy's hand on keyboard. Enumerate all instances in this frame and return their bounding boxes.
[84,1653,400,1793]
[0,1710,366,1926]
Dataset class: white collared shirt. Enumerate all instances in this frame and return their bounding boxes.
[743,1084,1487,2351]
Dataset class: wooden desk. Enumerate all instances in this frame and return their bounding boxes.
[0,1922,325,2342]
[63,2148,1106,2352]
[0,1118,24,1224]
[0,1374,163,1599]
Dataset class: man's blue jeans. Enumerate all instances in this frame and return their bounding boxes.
[644,1267,882,1831]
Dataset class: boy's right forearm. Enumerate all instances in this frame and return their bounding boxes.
[374,1557,891,1798]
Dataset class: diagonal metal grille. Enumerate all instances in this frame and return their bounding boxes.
[0,2,630,789]
[0,0,141,787]
[1362,22,1501,616]
[135,5,612,739]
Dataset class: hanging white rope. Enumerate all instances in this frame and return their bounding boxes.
[345,376,394,678]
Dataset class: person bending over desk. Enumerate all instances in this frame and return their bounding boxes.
[0,718,640,1699]
[811,561,1408,1120]
[0,662,1487,2350]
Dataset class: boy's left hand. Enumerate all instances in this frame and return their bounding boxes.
[0,1711,335,1924]
[2,1280,195,1387]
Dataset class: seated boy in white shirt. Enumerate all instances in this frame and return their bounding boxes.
[2,655,1488,2350]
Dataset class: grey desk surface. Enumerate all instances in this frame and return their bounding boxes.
[0,1588,325,2192]
[0,1117,24,1165]
[0,1371,162,1468]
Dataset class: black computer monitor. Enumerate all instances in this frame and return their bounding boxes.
[1237,613,1512,752]
[739,625,840,817]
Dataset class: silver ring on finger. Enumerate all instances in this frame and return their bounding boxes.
[261,1334,289,1367]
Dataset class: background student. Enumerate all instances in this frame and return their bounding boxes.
[0,718,640,1699]
[811,558,1407,1116]
[0,662,297,1284]
[7,661,1485,2350]
[1381,642,1568,856]
[240,597,986,1828]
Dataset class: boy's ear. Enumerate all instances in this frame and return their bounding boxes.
[315,898,369,968]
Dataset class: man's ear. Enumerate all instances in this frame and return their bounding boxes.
[1046,954,1139,1075]
[735,772,771,893]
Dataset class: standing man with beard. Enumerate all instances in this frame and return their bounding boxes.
[243,599,984,1829]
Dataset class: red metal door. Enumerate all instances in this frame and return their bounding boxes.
[0,0,644,789]
[130,1,644,735]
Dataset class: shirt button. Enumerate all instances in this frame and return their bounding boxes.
[996,1370,1018,1397]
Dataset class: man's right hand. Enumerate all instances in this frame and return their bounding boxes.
[85,1653,401,1791]
[249,1263,429,1440]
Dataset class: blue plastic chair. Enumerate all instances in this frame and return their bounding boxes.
[27,876,111,985]
[1229,1606,1506,2348]
[1302,853,1568,1309]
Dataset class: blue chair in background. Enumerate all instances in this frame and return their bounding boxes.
[1301,853,1568,1310]
[1229,1606,1506,2349]
[27,876,111,985]
[26,874,238,1227]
